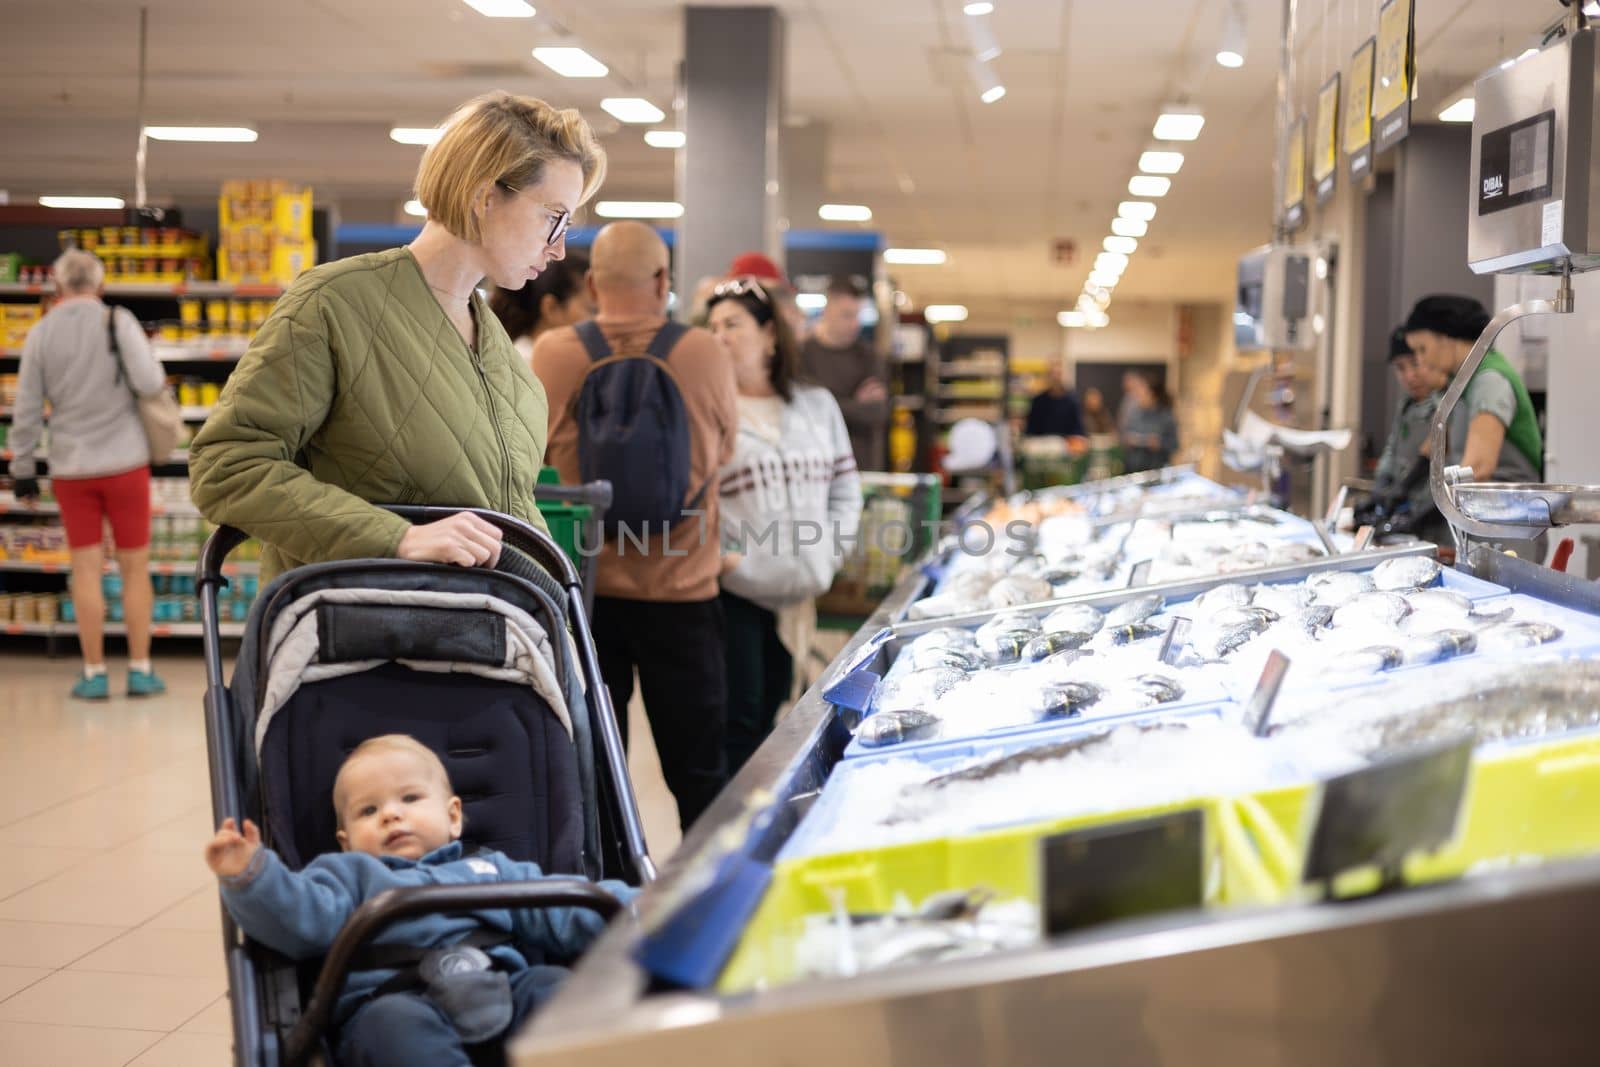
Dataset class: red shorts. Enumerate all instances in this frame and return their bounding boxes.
[52,466,152,550]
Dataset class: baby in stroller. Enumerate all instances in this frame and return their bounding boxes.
[205,733,637,1067]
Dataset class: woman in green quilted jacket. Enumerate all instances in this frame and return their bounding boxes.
[189,92,606,582]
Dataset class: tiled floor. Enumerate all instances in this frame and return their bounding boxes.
[0,646,685,1066]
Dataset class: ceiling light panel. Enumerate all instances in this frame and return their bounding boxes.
[601,98,665,124]
[1118,200,1157,222]
[595,201,683,218]
[1111,216,1148,238]
[644,130,685,148]
[884,248,947,265]
[390,127,443,145]
[1138,150,1185,174]
[144,126,257,142]
[462,0,535,16]
[819,204,873,221]
[533,47,608,78]
[1104,235,1138,254]
[1438,98,1475,123]
[1128,175,1171,197]
[1152,111,1205,141]
[39,195,125,209]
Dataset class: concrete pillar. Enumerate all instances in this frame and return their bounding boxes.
[782,120,828,232]
[676,5,785,299]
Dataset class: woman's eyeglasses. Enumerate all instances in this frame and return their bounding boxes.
[496,180,571,247]
[712,276,772,305]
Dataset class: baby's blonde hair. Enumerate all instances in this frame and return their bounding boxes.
[332,735,453,827]
[414,91,606,244]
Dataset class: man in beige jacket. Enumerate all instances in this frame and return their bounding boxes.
[532,222,738,830]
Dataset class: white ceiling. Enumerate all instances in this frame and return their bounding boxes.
[0,0,1564,313]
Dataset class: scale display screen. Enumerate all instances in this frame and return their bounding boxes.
[1478,109,1556,216]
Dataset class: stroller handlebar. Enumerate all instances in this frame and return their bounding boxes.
[196,504,584,592]
[282,880,626,1067]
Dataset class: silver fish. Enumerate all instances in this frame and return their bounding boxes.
[1400,628,1478,665]
[1043,603,1105,635]
[976,628,1036,665]
[855,707,942,748]
[978,611,1043,639]
[1107,594,1165,627]
[878,666,966,711]
[1333,591,1413,629]
[1224,542,1273,569]
[1372,556,1443,592]
[1127,673,1184,706]
[1107,621,1166,645]
[1269,542,1321,564]
[947,570,999,601]
[1306,570,1376,608]
[907,593,986,620]
[924,721,1191,790]
[1479,620,1563,651]
[1023,630,1095,662]
[1028,681,1106,720]
[1194,583,1253,614]
[1337,644,1406,674]
[1038,565,1083,586]
[987,574,1055,608]
[1207,605,1280,629]
[904,644,985,672]
[1356,661,1600,751]
[1293,604,1337,637]
[1402,588,1474,621]
[1251,582,1311,617]
[912,626,981,651]
[1191,615,1271,659]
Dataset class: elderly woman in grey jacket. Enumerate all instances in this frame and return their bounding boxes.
[707,278,863,776]
[10,249,167,699]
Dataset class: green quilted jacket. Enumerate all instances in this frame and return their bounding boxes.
[189,247,548,583]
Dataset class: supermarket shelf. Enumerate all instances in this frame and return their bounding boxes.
[0,281,284,298]
[0,449,187,466]
[180,406,214,421]
[0,619,246,639]
[935,409,1006,423]
[0,558,256,575]
[937,390,1004,401]
[891,395,925,410]
[155,343,248,363]
[0,500,202,518]
[938,360,1007,377]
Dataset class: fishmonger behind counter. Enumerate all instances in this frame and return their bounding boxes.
[1357,327,1448,538]
[1404,294,1544,555]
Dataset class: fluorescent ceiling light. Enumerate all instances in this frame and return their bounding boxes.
[1095,251,1129,274]
[970,58,1006,104]
[644,130,685,148]
[1152,110,1205,141]
[144,126,257,142]
[1587,2,1600,16]
[1104,235,1138,254]
[1128,175,1171,197]
[963,13,1002,63]
[390,127,443,145]
[1217,0,1246,68]
[819,203,873,222]
[404,199,427,218]
[461,0,535,16]
[1087,309,1111,328]
[1138,150,1185,174]
[1111,216,1148,238]
[595,200,683,219]
[924,304,969,323]
[532,46,608,78]
[796,293,828,311]
[1058,310,1087,328]
[601,98,666,124]
[1088,269,1120,288]
[884,247,947,265]
[1118,200,1157,222]
[1438,98,1475,123]
[1500,48,1539,70]
[963,1,995,14]
[39,195,124,209]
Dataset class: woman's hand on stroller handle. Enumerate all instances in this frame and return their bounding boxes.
[396,512,504,568]
[206,817,262,878]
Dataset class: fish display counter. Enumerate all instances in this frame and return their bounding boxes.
[513,503,1600,1067]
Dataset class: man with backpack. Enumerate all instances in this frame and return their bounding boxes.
[531,221,738,831]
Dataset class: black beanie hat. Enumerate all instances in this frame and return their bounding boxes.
[1386,326,1412,361]
[1403,294,1490,342]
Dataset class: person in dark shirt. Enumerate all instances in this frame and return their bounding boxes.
[1024,366,1087,439]
[799,275,887,471]
[1079,387,1117,435]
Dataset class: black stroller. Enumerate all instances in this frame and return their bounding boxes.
[197,506,655,1066]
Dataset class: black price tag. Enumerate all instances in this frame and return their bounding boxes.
[1242,650,1290,737]
[1040,809,1205,937]
[1158,616,1191,666]
[1303,736,1473,886]
[1127,559,1153,588]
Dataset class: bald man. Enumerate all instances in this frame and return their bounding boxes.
[531,221,738,831]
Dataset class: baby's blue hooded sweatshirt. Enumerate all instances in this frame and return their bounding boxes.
[219,840,635,1021]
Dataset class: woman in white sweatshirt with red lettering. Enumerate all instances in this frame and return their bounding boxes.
[707,278,862,776]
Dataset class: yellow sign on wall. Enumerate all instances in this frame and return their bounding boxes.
[1371,0,1414,153]
[1282,116,1307,229]
[1346,38,1376,154]
[1313,73,1341,187]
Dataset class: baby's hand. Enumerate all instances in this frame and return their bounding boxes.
[205,817,261,878]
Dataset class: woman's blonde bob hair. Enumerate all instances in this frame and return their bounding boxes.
[413,91,606,244]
